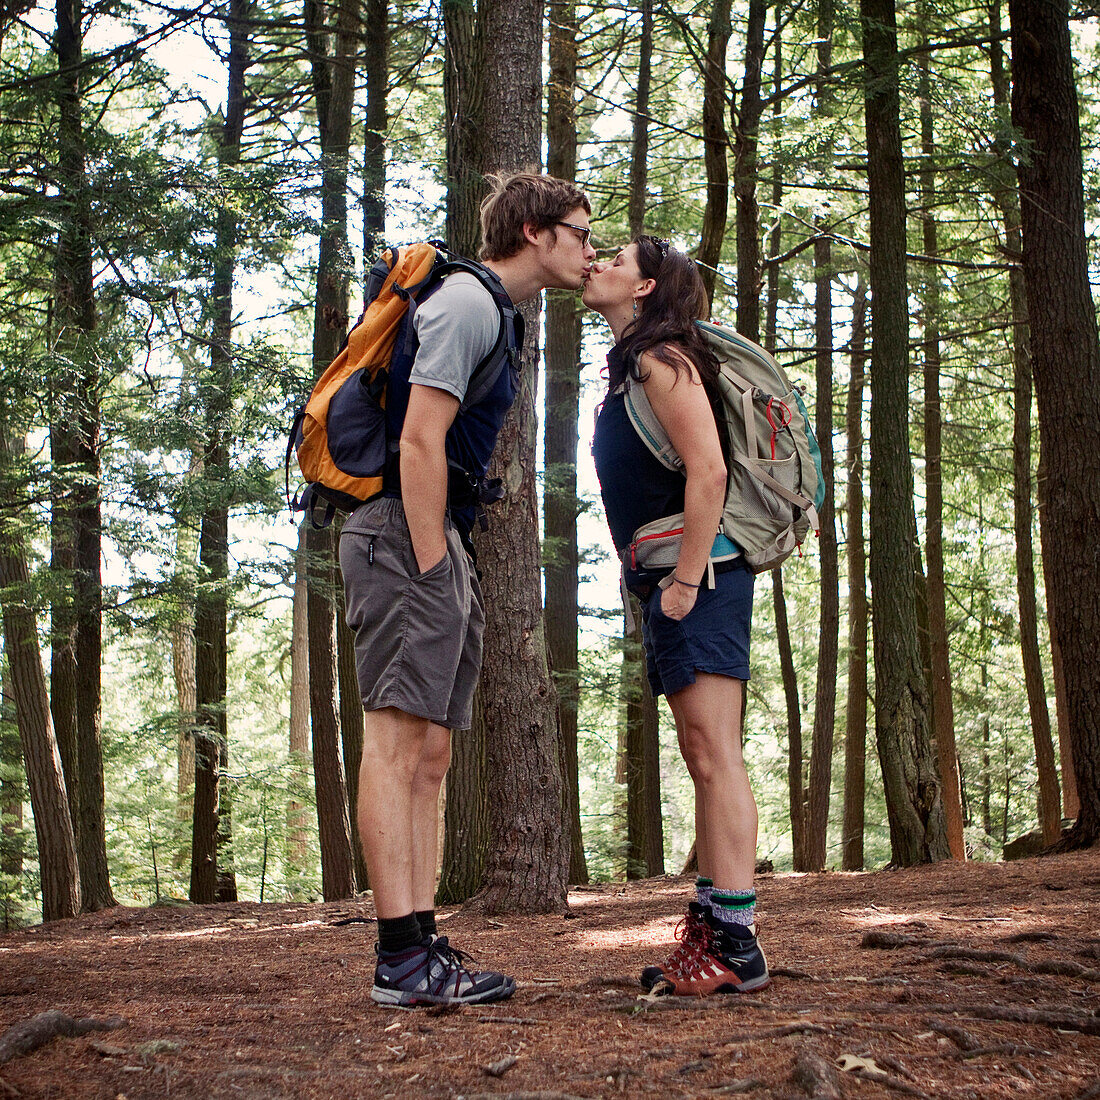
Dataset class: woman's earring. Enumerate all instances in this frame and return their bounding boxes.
[632,297,638,320]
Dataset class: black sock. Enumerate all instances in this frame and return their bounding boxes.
[415,909,438,939]
[378,912,421,955]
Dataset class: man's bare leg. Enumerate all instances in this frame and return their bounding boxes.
[410,723,451,913]
[358,706,432,919]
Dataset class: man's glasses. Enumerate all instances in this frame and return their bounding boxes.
[556,221,592,248]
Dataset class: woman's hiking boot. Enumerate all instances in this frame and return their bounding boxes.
[650,911,770,997]
[639,902,711,990]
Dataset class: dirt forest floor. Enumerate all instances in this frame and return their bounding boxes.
[1,851,1099,1100]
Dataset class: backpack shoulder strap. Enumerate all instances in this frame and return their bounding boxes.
[421,256,522,413]
[621,375,683,472]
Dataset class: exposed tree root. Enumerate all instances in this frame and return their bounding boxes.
[707,1078,767,1094]
[928,945,1100,981]
[861,930,951,949]
[0,1011,126,1066]
[857,1000,1100,1035]
[724,1024,829,1043]
[790,1046,841,1099]
[770,967,818,981]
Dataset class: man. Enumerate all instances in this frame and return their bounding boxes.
[339,173,595,1007]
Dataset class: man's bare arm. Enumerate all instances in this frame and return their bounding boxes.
[400,383,461,574]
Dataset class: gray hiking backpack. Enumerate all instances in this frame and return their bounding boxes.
[621,320,825,581]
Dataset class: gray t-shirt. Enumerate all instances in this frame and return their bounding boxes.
[409,272,499,402]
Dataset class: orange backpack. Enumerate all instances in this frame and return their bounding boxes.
[287,242,518,527]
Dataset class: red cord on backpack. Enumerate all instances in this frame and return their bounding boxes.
[765,397,792,459]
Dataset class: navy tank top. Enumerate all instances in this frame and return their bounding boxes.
[592,345,686,591]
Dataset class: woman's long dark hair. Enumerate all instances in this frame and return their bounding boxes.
[611,235,722,396]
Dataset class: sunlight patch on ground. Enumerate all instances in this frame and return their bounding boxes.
[570,916,681,952]
[835,906,1023,930]
[566,880,688,908]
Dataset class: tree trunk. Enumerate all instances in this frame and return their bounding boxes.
[624,614,663,878]
[627,0,652,237]
[437,695,487,903]
[917,43,965,860]
[697,0,731,305]
[1,657,23,896]
[1009,0,1100,847]
[437,0,488,903]
[842,282,869,871]
[986,2,1062,845]
[760,10,807,871]
[733,0,766,339]
[52,0,114,912]
[443,0,485,258]
[353,0,386,895]
[304,0,358,899]
[171,553,196,845]
[1037,453,1078,819]
[191,0,249,904]
[362,0,387,264]
[806,0,838,872]
[472,0,568,914]
[545,0,587,886]
[775,569,807,867]
[287,521,311,895]
[336,567,368,890]
[614,0,663,881]
[307,526,355,900]
[0,433,81,921]
[861,0,950,866]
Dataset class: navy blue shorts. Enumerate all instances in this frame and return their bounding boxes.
[639,563,754,698]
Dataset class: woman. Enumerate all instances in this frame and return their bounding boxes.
[583,235,769,997]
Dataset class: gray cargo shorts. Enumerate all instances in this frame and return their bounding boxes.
[339,496,484,730]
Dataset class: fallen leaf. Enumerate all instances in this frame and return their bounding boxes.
[836,1053,887,1077]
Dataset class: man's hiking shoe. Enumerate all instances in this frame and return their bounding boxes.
[651,912,770,997]
[371,936,516,1007]
[640,902,711,990]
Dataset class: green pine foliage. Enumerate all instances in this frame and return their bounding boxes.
[2,0,1095,916]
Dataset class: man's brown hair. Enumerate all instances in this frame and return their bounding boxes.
[479,171,590,261]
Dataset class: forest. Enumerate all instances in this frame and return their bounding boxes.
[1,0,1100,932]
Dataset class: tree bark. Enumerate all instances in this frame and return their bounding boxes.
[733,0,766,339]
[775,569,807,866]
[1,656,23,898]
[52,0,113,912]
[1009,0,1100,847]
[0,432,80,920]
[805,0,838,873]
[190,0,250,904]
[697,0,731,305]
[336,555,368,890]
[624,613,663,878]
[627,0,652,237]
[842,282,869,871]
[917,41,965,860]
[304,0,357,899]
[1037,453,1077,819]
[362,0,387,264]
[443,0,485,258]
[861,0,950,865]
[472,0,568,914]
[437,694,488,903]
[437,0,488,903]
[987,1,1061,845]
[760,9,807,871]
[545,0,587,885]
[287,521,311,894]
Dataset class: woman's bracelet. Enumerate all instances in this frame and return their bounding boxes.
[671,574,700,589]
